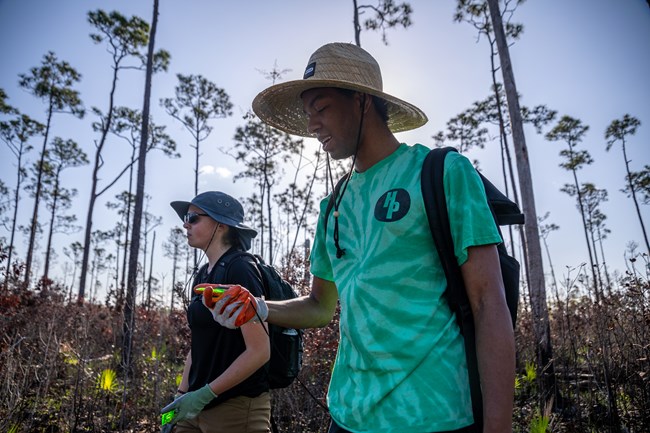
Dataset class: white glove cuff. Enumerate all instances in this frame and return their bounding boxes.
[253,297,269,323]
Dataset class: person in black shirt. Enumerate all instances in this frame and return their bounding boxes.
[161,191,271,433]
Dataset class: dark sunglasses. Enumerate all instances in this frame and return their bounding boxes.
[184,212,209,225]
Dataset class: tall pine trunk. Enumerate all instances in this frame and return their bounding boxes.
[5,142,27,290]
[24,105,53,287]
[121,0,159,372]
[147,230,156,309]
[486,0,558,411]
[170,243,178,311]
[266,175,273,263]
[569,167,600,300]
[623,141,650,254]
[42,169,62,281]
[78,69,118,302]
[353,0,361,46]
[119,162,135,310]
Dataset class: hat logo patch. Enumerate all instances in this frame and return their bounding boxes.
[303,62,316,79]
[374,188,410,222]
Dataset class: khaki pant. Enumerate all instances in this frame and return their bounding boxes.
[175,392,271,433]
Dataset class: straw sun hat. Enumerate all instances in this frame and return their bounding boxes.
[252,42,428,137]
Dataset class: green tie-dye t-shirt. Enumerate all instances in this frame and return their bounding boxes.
[310,143,502,433]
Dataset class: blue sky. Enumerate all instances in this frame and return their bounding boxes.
[1,0,648,300]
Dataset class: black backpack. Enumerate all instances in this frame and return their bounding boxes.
[214,251,303,389]
[421,146,523,430]
[325,146,523,429]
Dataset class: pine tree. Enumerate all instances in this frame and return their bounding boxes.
[79,9,168,302]
[0,113,43,289]
[41,137,88,282]
[547,115,601,299]
[352,0,413,46]
[18,52,84,288]
[605,114,648,254]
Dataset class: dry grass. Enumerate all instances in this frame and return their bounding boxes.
[0,259,648,432]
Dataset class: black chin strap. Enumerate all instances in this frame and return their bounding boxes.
[186,223,220,304]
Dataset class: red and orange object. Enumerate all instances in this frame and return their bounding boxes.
[193,283,258,326]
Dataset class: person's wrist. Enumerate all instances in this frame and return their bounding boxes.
[255,297,269,322]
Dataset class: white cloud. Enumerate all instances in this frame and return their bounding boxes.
[199,165,231,178]
[215,167,232,178]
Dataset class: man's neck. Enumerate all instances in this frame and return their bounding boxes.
[354,133,401,173]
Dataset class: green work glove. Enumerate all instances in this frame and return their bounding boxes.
[160,384,217,432]
[160,392,182,433]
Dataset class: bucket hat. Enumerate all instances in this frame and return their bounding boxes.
[252,42,428,137]
[170,191,257,251]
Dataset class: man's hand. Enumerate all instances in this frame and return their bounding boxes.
[160,384,216,431]
[202,285,268,328]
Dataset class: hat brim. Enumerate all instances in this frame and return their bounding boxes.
[252,78,428,137]
[170,200,258,238]
[170,200,191,222]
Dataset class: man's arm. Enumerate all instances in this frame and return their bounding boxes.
[460,244,515,433]
[266,276,339,329]
[206,276,338,330]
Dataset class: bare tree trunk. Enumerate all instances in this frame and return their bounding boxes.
[542,236,558,295]
[147,230,156,309]
[623,141,650,254]
[192,128,200,270]
[291,150,322,255]
[170,244,178,311]
[266,176,273,264]
[569,167,600,301]
[42,173,61,282]
[142,225,149,303]
[259,183,265,259]
[119,0,159,428]
[121,0,158,379]
[353,0,361,46]
[597,227,612,293]
[119,164,135,310]
[184,247,191,296]
[486,0,558,410]
[114,234,120,294]
[303,238,311,286]
[78,67,119,302]
[486,31,531,294]
[5,142,27,291]
[586,212,604,298]
[24,106,53,288]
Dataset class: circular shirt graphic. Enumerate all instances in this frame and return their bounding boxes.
[374,188,410,222]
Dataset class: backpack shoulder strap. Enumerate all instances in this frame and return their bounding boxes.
[420,145,484,430]
[421,146,465,301]
[191,263,210,290]
[213,250,255,282]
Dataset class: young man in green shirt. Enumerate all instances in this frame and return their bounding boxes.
[209,42,515,433]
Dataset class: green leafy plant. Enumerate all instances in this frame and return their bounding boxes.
[98,368,117,392]
[530,411,550,433]
[514,375,522,390]
[150,346,158,361]
[147,343,167,362]
[524,360,537,384]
